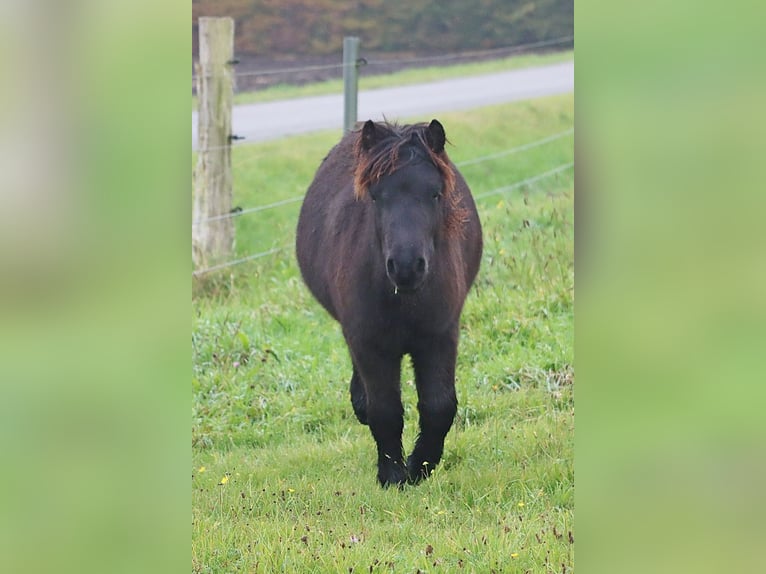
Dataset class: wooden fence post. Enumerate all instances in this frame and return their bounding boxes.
[343,37,360,133]
[192,17,235,271]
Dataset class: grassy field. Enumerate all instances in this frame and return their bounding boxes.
[192,93,574,573]
[193,50,573,107]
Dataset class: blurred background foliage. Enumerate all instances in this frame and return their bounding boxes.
[192,0,573,58]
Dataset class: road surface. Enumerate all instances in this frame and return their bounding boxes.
[192,61,573,148]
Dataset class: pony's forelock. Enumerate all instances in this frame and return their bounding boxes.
[352,122,467,235]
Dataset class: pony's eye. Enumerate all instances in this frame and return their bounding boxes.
[432,192,441,200]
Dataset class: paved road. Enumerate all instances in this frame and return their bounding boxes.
[192,61,573,148]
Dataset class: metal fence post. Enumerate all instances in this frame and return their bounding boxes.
[343,37,360,133]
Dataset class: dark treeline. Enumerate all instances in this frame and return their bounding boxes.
[192,0,573,60]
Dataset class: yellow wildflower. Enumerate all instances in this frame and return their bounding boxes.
[511,552,519,559]
[517,501,525,508]
[198,466,206,473]
[219,475,229,485]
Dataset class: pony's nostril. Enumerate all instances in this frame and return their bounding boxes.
[416,257,426,273]
[386,258,396,276]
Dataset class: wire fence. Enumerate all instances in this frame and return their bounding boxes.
[192,159,574,277]
[192,35,574,277]
[192,128,574,227]
[192,35,573,85]
[192,36,574,155]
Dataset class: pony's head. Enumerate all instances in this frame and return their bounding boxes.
[353,120,466,293]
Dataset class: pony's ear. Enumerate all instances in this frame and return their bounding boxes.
[360,120,378,152]
[426,119,446,154]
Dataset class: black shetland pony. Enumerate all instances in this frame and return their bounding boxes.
[296,119,482,487]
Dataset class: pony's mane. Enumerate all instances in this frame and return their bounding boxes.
[352,121,467,234]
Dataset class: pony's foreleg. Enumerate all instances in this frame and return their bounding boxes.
[408,331,459,483]
[351,348,407,487]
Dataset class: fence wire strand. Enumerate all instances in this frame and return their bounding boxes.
[192,196,303,226]
[473,162,574,200]
[192,246,289,277]
[455,129,573,167]
[364,35,574,68]
[222,126,571,173]
[192,35,573,83]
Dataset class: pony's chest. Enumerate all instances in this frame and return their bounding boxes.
[378,294,456,338]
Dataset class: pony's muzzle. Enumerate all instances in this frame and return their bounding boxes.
[386,254,428,292]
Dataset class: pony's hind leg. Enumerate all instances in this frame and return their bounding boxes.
[408,331,459,483]
[349,364,368,425]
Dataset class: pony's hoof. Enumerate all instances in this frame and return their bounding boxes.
[406,456,434,484]
[377,461,408,488]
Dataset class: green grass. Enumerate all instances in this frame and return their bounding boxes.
[193,50,573,107]
[192,94,574,573]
